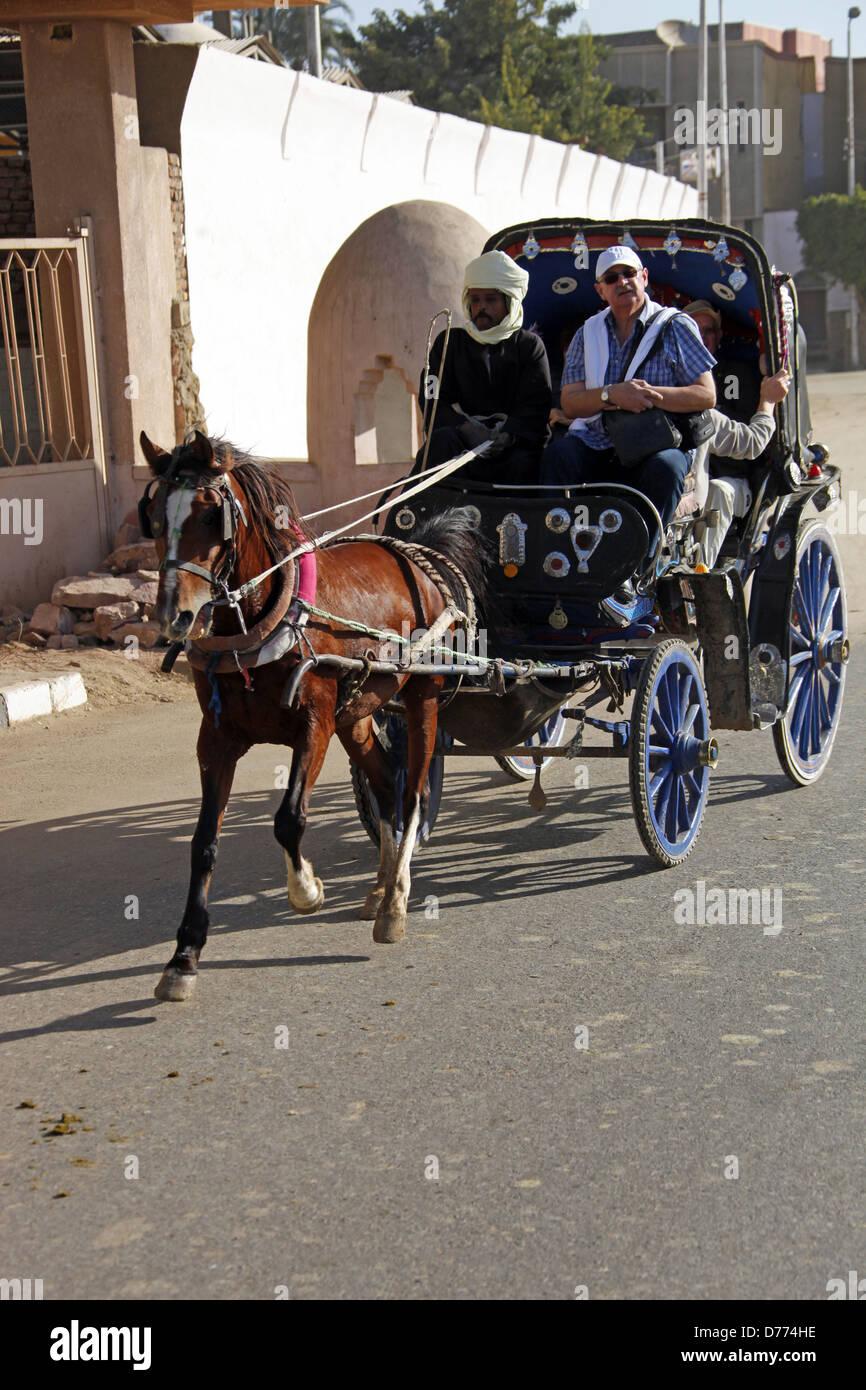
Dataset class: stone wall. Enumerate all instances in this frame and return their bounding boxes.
[167,150,203,440]
[0,155,35,238]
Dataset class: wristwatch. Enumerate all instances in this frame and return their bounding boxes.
[600,386,611,404]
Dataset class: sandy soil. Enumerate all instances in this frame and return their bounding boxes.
[0,641,194,710]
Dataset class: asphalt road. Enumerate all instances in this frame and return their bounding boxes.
[2,644,864,1302]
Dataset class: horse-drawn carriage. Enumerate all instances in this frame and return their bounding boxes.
[139,216,848,1000]
[351,216,848,866]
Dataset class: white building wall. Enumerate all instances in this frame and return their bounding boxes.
[180,48,697,461]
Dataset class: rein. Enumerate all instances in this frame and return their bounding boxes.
[222,438,492,607]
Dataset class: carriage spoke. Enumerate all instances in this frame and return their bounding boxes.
[685,772,704,812]
[652,766,674,829]
[650,761,671,798]
[789,669,811,742]
[664,778,679,842]
[817,584,840,639]
[651,704,674,744]
[816,673,832,734]
[809,673,822,756]
[676,672,691,728]
[656,676,677,739]
[681,701,700,735]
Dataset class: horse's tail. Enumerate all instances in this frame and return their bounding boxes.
[410,506,490,622]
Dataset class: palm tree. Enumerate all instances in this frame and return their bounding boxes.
[240,5,356,69]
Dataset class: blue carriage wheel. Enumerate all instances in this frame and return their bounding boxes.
[773,521,848,786]
[350,714,448,849]
[629,640,716,867]
[494,706,567,782]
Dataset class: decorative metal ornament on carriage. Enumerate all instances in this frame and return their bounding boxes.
[356,217,848,866]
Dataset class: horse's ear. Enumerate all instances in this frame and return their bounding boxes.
[139,431,170,473]
[190,430,217,470]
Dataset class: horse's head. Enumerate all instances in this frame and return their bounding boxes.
[139,430,247,641]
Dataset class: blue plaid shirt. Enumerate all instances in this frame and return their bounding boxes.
[563,300,717,451]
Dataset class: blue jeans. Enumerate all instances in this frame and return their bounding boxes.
[540,432,691,537]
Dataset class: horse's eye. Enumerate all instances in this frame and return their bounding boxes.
[200,505,221,527]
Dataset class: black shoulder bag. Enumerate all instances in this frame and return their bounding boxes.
[603,312,714,468]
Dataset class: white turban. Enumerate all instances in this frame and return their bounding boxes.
[462,251,529,345]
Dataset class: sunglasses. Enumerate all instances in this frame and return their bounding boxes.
[599,267,642,285]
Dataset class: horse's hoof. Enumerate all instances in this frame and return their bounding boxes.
[373,908,406,944]
[290,877,324,915]
[360,887,385,921]
[154,968,197,1002]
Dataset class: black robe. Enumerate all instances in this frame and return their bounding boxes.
[415,327,551,483]
[421,327,551,445]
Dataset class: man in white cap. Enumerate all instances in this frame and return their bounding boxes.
[416,249,551,482]
[541,245,716,579]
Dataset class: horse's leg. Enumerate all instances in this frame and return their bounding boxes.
[373,677,439,945]
[274,719,331,914]
[338,717,398,921]
[155,720,246,1002]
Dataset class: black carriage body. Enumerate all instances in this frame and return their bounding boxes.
[385,479,650,658]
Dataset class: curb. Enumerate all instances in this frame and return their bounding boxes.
[0,670,88,728]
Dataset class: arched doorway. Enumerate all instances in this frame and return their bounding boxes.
[307,199,489,510]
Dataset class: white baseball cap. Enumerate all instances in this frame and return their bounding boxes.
[595,245,645,280]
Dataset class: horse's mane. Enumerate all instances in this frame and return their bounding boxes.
[174,434,313,559]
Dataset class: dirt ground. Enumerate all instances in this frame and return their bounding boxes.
[0,641,195,711]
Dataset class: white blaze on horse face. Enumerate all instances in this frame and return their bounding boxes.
[162,486,195,610]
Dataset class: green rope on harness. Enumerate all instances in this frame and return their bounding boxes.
[296,598,494,669]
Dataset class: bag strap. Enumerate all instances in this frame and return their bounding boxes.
[619,309,669,380]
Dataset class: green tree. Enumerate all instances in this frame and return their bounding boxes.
[797,188,866,297]
[345,0,646,159]
[242,4,356,69]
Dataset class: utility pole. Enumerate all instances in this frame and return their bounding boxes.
[306,5,323,78]
[697,0,709,217]
[847,6,861,369]
[719,0,731,224]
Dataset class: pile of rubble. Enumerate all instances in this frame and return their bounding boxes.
[0,538,165,652]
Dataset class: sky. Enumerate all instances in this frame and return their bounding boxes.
[342,1,866,59]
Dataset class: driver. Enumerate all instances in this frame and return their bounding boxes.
[415,250,551,484]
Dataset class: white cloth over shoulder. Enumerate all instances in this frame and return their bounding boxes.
[572,298,678,435]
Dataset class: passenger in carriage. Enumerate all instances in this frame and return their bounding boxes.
[683,302,791,567]
[540,246,717,593]
[413,250,552,484]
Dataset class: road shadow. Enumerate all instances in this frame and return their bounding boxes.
[0,734,847,992]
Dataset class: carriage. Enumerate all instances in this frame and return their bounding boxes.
[349,217,849,867]
[139,215,849,1000]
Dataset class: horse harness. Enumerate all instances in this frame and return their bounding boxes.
[141,471,476,700]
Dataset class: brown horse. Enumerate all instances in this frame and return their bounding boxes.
[139,431,484,1002]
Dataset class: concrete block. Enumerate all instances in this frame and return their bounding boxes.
[49,672,87,713]
[0,678,52,726]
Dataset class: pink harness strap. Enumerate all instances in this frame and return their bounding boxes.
[290,523,317,605]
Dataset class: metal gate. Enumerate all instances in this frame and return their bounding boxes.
[0,231,110,610]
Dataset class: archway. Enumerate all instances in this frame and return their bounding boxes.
[307,199,489,509]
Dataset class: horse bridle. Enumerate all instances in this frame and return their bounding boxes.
[138,467,249,626]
